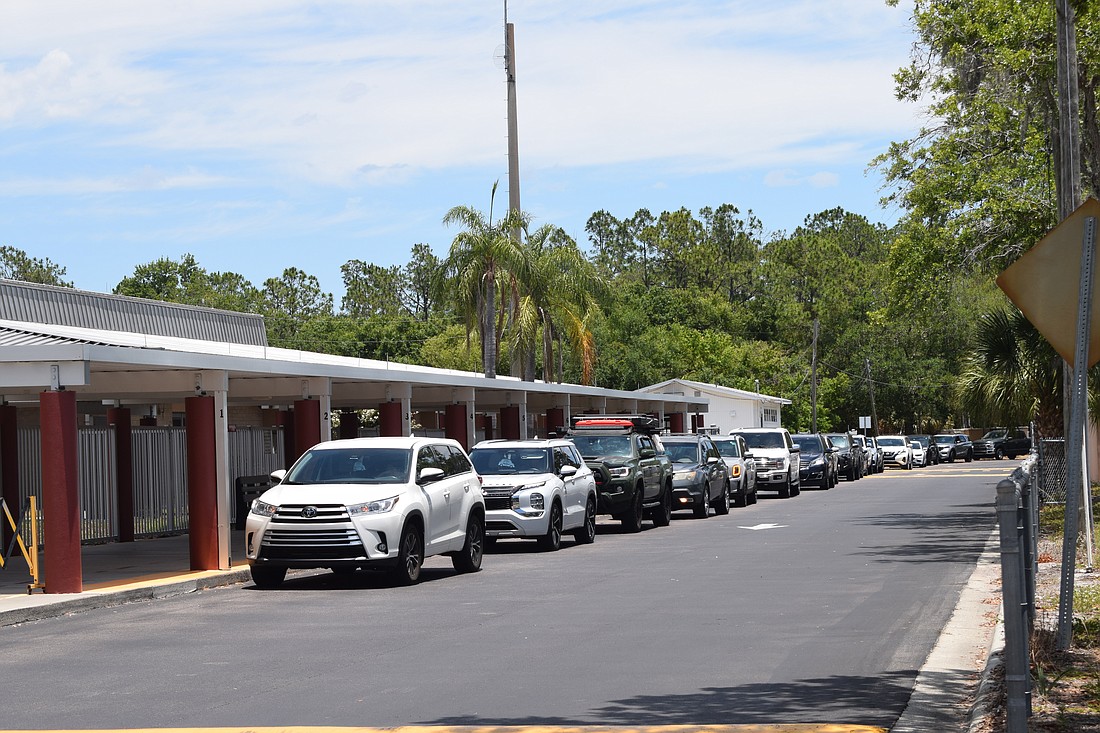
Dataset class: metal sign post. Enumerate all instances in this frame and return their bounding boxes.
[1057,215,1097,649]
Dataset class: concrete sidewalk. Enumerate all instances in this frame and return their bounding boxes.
[0,532,253,627]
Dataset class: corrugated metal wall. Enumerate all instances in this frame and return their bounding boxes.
[0,279,268,346]
[15,426,285,543]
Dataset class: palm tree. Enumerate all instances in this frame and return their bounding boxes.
[508,225,607,384]
[959,307,1064,436]
[442,183,528,378]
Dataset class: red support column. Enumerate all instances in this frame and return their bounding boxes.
[186,396,219,571]
[338,410,360,439]
[546,408,565,437]
[107,407,134,543]
[281,409,296,469]
[378,402,403,437]
[40,390,81,593]
[293,399,322,458]
[444,404,469,451]
[500,405,521,440]
[0,404,18,550]
[669,413,686,433]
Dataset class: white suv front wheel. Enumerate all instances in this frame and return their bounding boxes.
[452,512,484,573]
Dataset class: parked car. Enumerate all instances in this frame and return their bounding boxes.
[876,435,913,469]
[792,433,837,489]
[972,428,1032,460]
[711,434,758,506]
[933,433,974,463]
[565,415,674,531]
[865,436,885,473]
[909,438,929,467]
[730,427,801,498]
[469,439,597,551]
[851,435,873,476]
[662,434,732,518]
[909,435,940,465]
[245,436,485,588]
[824,432,861,481]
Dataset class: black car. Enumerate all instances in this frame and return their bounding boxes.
[792,433,837,489]
[908,435,941,466]
[824,432,861,481]
[661,434,732,518]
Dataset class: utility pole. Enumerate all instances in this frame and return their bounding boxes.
[864,358,878,436]
[504,1,521,236]
[810,319,819,433]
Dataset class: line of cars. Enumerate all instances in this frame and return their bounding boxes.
[240,417,1010,590]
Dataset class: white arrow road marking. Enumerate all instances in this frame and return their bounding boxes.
[738,523,788,530]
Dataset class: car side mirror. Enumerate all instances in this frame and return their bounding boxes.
[791,445,801,452]
[559,464,578,477]
[744,452,754,459]
[270,468,287,484]
[640,448,656,458]
[418,467,444,484]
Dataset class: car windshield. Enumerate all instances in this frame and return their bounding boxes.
[283,447,411,484]
[568,435,632,458]
[711,438,741,458]
[934,435,954,445]
[827,434,850,449]
[663,442,702,463]
[910,436,930,447]
[739,432,785,449]
[792,436,822,455]
[470,447,550,475]
[981,430,1008,440]
[878,437,906,447]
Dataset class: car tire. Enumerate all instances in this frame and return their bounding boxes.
[733,478,748,507]
[714,480,731,515]
[393,522,424,585]
[573,495,597,544]
[792,479,801,496]
[621,486,644,533]
[995,447,1004,460]
[779,478,791,498]
[693,488,709,518]
[965,449,973,463]
[452,511,484,573]
[651,485,672,527]
[250,564,286,589]
[948,450,956,463]
[538,501,563,552]
[749,485,758,504]
[847,466,856,481]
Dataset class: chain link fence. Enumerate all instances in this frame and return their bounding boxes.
[1039,438,1068,503]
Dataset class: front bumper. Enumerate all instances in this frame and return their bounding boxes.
[245,507,403,569]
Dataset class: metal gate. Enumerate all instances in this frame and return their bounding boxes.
[14,425,284,542]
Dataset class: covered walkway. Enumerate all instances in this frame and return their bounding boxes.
[0,280,709,594]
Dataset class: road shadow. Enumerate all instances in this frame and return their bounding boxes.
[846,507,994,564]
[419,668,962,726]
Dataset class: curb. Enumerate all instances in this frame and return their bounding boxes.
[967,617,1006,733]
[0,567,254,628]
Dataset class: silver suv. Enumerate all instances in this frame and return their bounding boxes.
[730,427,801,498]
[245,436,485,587]
[469,439,598,551]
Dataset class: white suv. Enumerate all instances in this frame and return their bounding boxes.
[469,439,598,551]
[876,435,913,469]
[730,427,801,498]
[245,436,485,588]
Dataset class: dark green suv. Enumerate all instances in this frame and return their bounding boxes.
[565,415,674,532]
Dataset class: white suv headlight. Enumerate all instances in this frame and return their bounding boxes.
[347,496,400,516]
[251,499,278,517]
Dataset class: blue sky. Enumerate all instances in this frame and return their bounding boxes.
[0,1,922,301]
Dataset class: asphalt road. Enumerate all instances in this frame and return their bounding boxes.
[0,461,1007,730]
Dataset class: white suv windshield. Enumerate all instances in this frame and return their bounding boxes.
[878,437,906,446]
[284,447,411,484]
[739,432,785,449]
[471,447,551,475]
